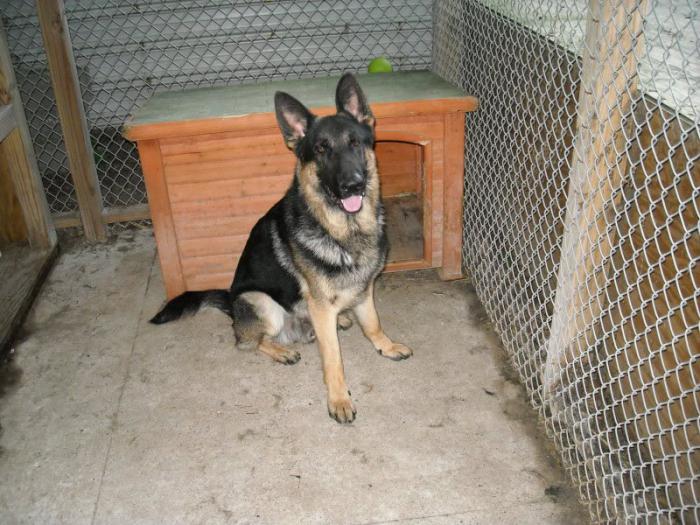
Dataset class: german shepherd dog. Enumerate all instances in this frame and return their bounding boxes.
[151,73,413,423]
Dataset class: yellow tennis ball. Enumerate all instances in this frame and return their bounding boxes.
[368,57,393,73]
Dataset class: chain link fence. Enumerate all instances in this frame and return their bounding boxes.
[3,2,78,215]
[434,0,698,522]
[3,0,432,217]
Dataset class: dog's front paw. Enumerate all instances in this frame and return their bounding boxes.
[327,394,356,424]
[377,342,413,361]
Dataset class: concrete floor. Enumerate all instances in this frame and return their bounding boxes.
[0,230,587,524]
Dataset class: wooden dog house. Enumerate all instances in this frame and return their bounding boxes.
[123,71,478,299]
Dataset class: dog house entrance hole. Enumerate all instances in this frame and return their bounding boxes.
[376,139,425,265]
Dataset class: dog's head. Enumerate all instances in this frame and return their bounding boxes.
[274,74,376,215]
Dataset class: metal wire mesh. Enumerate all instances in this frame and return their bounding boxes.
[3,0,433,216]
[434,0,699,522]
[3,2,78,215]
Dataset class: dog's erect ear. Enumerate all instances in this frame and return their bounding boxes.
[274,91,314,148]
[335,73,374,127]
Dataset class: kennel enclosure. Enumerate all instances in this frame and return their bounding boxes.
[3,0,699,522]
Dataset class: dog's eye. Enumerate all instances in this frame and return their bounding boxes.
[314,141,329,154]
[349,137,359,148]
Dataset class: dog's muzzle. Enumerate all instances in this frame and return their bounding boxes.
[338,172,366,213]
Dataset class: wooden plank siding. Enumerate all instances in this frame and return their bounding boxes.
[157,120,448,292]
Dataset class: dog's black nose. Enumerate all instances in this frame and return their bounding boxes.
[341,181,364,195]
[340,172,365,196]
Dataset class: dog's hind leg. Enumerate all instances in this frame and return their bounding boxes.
[258,337,301,365]
[232,292,301,365]
[283,302,316,344]
[337,311,353,330]
[353,283,413,361]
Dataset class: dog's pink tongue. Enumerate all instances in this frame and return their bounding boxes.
[341,195,363,213]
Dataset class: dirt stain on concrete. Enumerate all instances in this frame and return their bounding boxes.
[237,429,256,441]
[478,309,589,523]
[463,283,490,324]
[0,356,23,400]
[0,355,24,460]
[351,448,369,464]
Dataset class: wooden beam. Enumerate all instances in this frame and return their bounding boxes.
[0,130,31,244]
[51,213,81,229]
[438,112,466,280]
[0,244,59,356]
[37,0,105,241]
[0,134,29,244]
[0,20,57,249]
[0,104,16,142]
[102,203,150,224]
[543,0,648,395]
[138,139,185,299]
[52,203,151,229]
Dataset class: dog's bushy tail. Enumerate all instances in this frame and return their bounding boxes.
[150,290,232,324]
